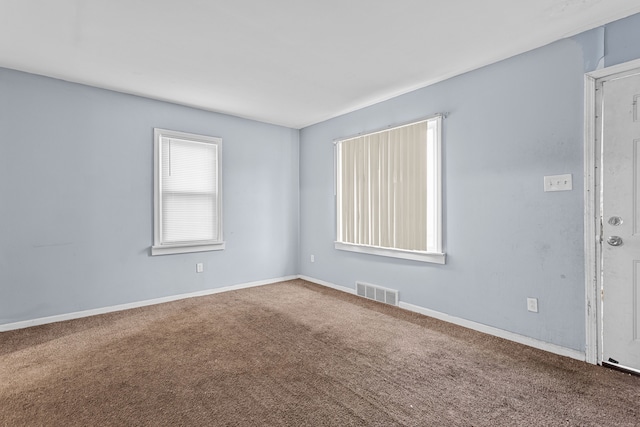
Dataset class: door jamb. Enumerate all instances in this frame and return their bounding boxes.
[584,58,640,365]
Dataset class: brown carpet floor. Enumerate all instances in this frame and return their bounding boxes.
[1,279,639,426]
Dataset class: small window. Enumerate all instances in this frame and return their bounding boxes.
[152,128,224,256]
[335,116,444,264]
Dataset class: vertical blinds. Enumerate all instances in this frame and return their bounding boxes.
[160,137,219,244]
[337,120,428,252]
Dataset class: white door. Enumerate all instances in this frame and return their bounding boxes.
[601,70,640,373]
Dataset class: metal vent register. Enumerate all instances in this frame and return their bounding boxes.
[356,282,399,306]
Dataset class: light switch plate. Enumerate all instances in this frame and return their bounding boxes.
[527,297,538,313]
[544,174,572,192]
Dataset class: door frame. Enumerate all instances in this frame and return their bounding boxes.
[584,58,640,366]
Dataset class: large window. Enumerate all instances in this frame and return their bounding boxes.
[335,116,444,264]
[152,128,224,256]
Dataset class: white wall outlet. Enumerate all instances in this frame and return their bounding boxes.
[196,263,204,273]
[544,174,572,192]
[527,297,538,313]
[310,254,315,263]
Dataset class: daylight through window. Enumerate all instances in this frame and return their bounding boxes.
[335,116,444,264]
[152,128,224,255]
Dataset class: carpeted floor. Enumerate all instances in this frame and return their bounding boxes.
[1,279,639,426]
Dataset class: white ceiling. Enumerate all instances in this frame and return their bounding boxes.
[2,1,640,129]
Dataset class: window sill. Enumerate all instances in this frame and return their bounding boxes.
[334,242,446,264]
[151,241,225,256]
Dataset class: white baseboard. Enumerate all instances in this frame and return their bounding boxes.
[0,275,298,332]
[398,301,585,362]
[1,274,588,363]
[300,275,586,362]
[298,275,356,295]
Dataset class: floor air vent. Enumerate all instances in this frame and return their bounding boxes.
[356,282,399,306]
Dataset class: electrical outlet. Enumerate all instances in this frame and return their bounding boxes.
[527,297,538,313]
[196,263,204,273]
[310,254,315,263]
[544,174,572,192]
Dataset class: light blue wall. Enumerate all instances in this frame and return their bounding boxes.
[2,13,640,351]
[0,68,299,324]
[605,13,640,67]
[299,15,640,352]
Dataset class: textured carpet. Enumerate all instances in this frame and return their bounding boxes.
[1,279,639,426]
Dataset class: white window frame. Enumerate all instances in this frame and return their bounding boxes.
[334,115,445,264]
[152,128,224,256]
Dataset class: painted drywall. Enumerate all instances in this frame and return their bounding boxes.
[299,14,640,352]
[0,68,299,324]
[299,19,640,352]
[3,11,640,354]
[605,12,640,67]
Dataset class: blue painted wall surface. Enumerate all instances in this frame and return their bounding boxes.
[2,12,640,352]
[299,15,640,352]
[0,69,299,324]
[605,13,640,67]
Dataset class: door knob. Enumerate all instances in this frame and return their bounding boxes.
[608,216,623,226]
[607,236,623,246]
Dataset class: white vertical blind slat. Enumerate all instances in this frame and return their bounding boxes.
[337,120,430,252]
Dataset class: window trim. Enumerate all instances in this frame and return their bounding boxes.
[152,128,224,256]
[335,242,445,264]
[334,115,445,264]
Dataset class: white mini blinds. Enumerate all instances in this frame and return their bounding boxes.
[152,129,224,256]
[335,117,444,264]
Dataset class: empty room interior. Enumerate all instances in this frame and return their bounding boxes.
[2,1,640,425]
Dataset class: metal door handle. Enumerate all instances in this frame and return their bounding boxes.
[607,236,623,246]
[608,216,623,226]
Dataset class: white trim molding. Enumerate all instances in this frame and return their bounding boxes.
[583,57,640,366]
[587,58,640,80]
[398,301,585,362]
[334,116,445,264]
[583,73,599,365]
[301,275,585,362]
[334,242,446,264]
[298,275,356,295]
[152,128,224,256]
[3,273,587,362]
[0,275,297,332]
[151,242,225,256]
